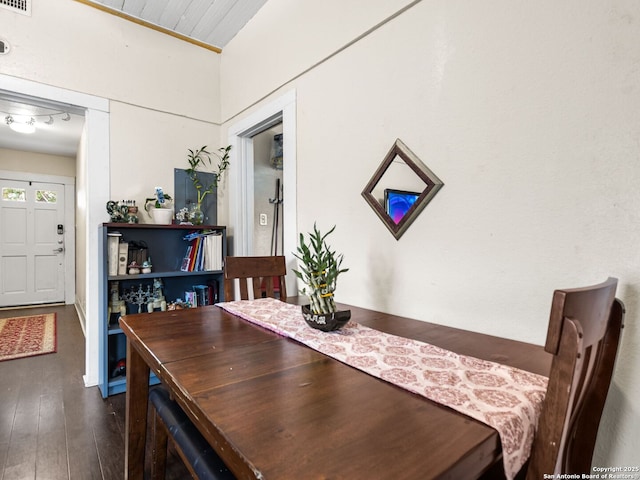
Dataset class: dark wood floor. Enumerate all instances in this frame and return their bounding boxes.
[0,304,190,479]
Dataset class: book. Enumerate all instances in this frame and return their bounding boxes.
[182,230,223,272]
[107,233,122,276]
[118,242,129,275]
[180,245,193,272]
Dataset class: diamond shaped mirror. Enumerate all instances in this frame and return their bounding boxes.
[362,139,443,240]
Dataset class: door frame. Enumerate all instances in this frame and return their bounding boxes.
[0,73,110,388]
[228,90,297,295]
[0,170,75,305]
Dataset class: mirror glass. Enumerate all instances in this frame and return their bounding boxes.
[362,139,443,240]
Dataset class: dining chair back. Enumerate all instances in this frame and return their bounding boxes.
[223,255,287,301]
[525,277,624,478]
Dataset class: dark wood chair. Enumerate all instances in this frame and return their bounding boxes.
[223,255,287,301]
[149,388,235,479]
[521,277,625,478]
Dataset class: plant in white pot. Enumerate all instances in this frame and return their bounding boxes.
[185,145,231,225]
[293,224,350,331]
[144,187,174,224]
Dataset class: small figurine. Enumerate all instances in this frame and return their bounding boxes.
[128,261,141,275]
[147,278,167,313]
[141,259,152,274]
[126,204,139,223]
[107,281,127,322]
[106,200,128,223]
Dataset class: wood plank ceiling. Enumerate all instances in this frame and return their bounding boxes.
[77,0,269,52]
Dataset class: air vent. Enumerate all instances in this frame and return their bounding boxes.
[0,0,31,16]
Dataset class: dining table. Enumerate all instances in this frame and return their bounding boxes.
[120,299,551,480]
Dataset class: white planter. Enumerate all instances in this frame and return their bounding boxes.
[150,208,173,225]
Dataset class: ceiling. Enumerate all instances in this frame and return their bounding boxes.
[80,0,269,52]
[0,1,268,158]
[0,94,85,158]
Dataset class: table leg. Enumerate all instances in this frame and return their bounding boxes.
[124,338,150,480]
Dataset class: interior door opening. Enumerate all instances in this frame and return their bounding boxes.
[228,90,297,297]
[252,123,283,256]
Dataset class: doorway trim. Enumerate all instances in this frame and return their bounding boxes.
[228,90,297,294]
[0,73,110,388]
[0,170,75,305]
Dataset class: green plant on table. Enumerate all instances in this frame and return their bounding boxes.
[293,223,349,315]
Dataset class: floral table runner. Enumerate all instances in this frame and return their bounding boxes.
[217,298,548,480]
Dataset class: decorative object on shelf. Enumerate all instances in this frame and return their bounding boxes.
[185,145,231,225]
[128,262,141,275]
[111,358,126,378]
[147,278,167,312]
[361,138,444,240]
[145,187,174,224]
[107,281,127,322]
[127,240,149,266]
[293,223,350,330]
[175,206,193,225]
[141,259,152,274]
[185,290,197,308]
[126,204,139,223]
[106,200,128,223]
[106,200,139,223]
[122,283,153,313]
[167,300,188,310]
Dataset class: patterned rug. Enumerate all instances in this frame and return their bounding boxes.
[0,313,57,362]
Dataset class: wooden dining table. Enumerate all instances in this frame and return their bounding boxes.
[120,300,551,480]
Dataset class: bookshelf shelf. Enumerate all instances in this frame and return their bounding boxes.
[98,223,227,397]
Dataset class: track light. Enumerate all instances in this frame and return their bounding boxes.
[5,114,35,134]
[2,110,72,134]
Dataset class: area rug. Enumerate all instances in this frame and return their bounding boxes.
[0,313,57,362]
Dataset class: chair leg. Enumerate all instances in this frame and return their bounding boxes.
[151,406,169,480]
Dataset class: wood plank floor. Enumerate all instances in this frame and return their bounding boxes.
[0,304,190,480]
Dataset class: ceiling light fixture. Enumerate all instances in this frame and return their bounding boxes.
[2,110,72,134]
[5,114,36,134]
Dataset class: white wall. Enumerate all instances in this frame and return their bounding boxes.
[0,0,221,386]
[221,0,640,469]
[108,101,220,224]
[0,148,75,177]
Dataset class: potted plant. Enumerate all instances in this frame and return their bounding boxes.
[293,223,350,331]
[144,187,174,224]
[185,145,231,224]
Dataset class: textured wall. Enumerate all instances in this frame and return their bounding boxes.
[221,0,640,468]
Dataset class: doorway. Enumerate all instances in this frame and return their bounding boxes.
[0,73,110,388]
[0,176,72,307]
[0,92,83,308]
[228,90,297,295]
[253,124,284,256]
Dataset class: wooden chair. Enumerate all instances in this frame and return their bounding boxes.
[223,255,287,301]
[522,277,625,478]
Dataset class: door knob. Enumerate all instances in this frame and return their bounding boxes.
[54,247,64,253]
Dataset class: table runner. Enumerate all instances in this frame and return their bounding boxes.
[217,298,547,480]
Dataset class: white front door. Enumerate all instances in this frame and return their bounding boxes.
[0,179,65,306]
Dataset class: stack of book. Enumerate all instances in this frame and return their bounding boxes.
[180,231,223,272]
